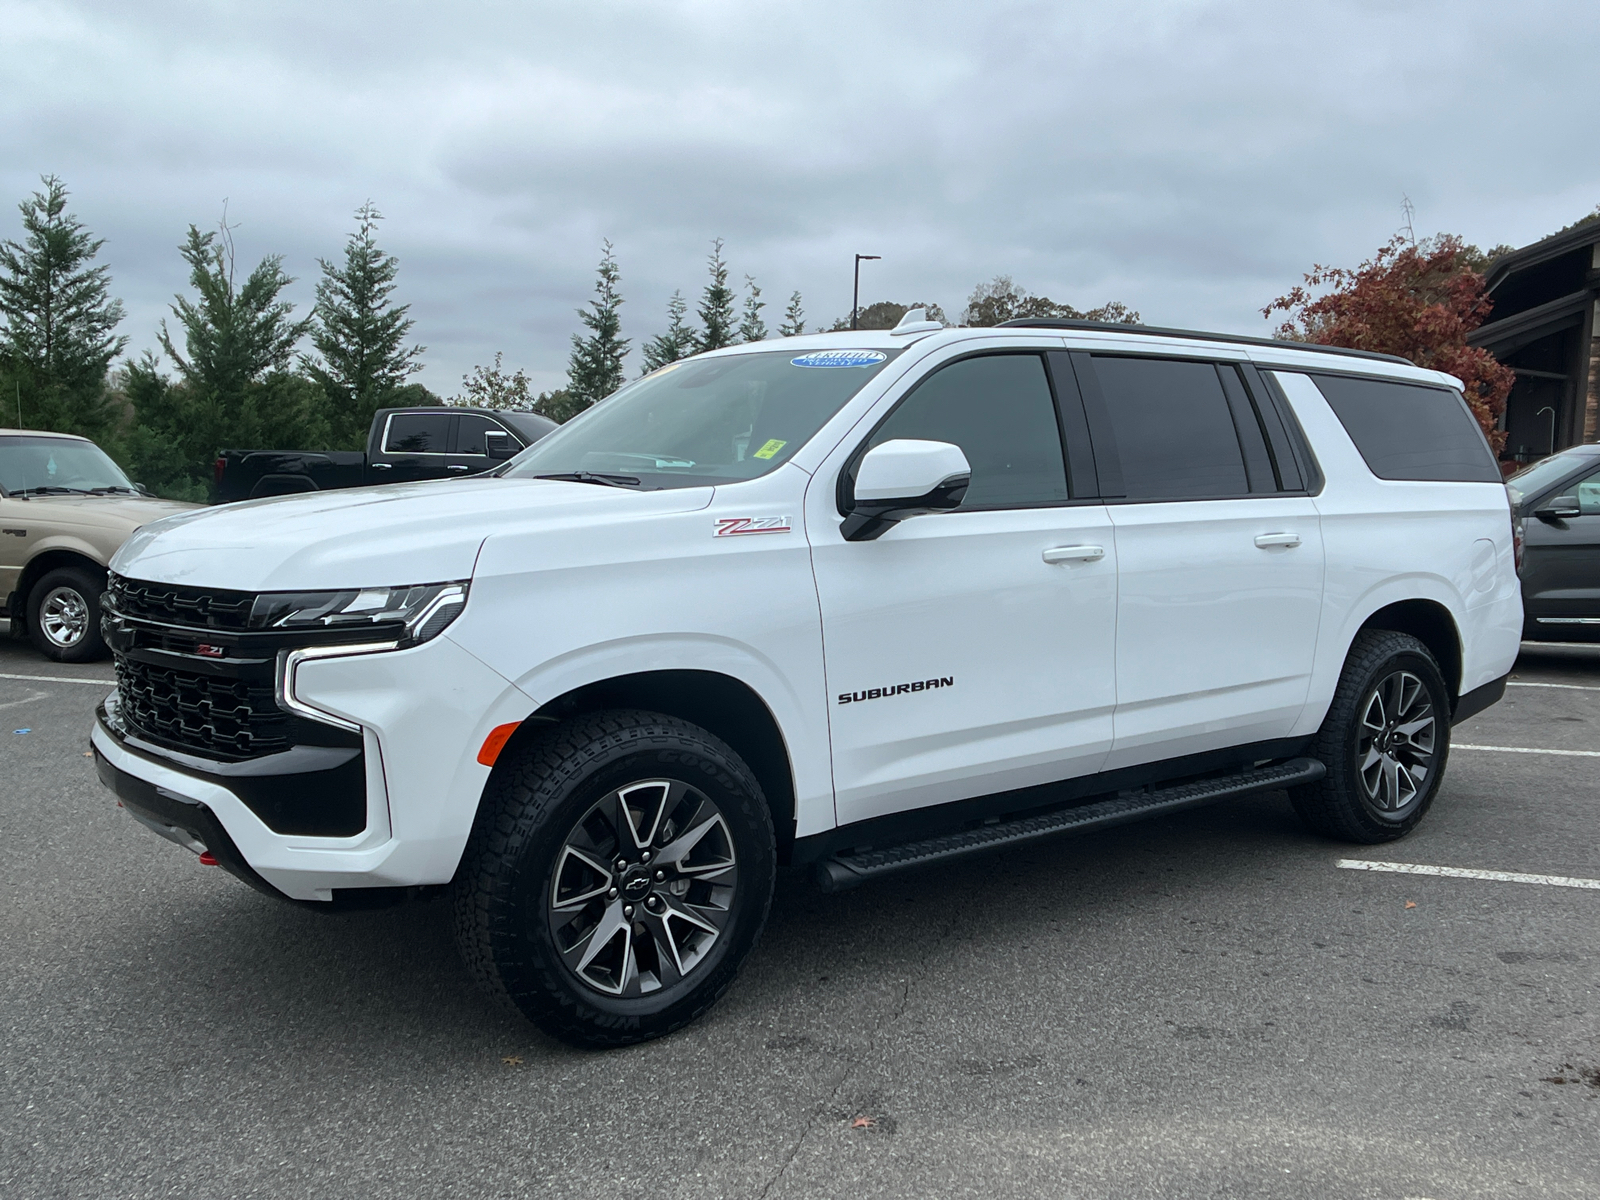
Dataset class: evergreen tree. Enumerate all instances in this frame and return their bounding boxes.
[738,275,767,343]
[0,175,126,437]
[565,240,629,415]
[158,220,309,405]
[305,202,424,447]
[778,290,805,337]
[694,238,736,352]
[640,290,693,374]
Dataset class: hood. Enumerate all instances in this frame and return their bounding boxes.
[110,476,714,591]
[12,492,198,531]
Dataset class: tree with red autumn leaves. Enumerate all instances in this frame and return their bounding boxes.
[1264,234,1513,453]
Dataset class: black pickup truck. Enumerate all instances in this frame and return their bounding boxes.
[212,406,558,503]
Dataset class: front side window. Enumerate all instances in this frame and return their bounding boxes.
[863,353,1068,508]
[1090,356,1249,500]
[454,414,515,457]
[1506,450,1593,509]
[503,348,901,490]
[384,413,452,455]
[0,436,136,495]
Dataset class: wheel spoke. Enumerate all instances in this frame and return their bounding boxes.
[640,909,687,984]
[563,898,629,994]
[551,845,614,911]
[618,781,671,850]
[659,812,735,877]
[1381,753,1402,810]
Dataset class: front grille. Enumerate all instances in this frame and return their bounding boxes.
[115,656,290,758]
[107,574,255,630]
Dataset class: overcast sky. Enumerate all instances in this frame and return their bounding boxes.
[3,0,1597,394]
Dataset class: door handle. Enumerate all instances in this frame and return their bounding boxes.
[447,464,471,473]
[1042,544,1105,564]
[1254,532,1301,548]
[371,462,392,470]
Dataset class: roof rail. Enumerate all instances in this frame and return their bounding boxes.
[996,318,1415,366]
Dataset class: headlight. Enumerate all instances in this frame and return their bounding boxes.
[248,581,469,646]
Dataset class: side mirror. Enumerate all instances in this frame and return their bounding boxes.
[133,483,151,496]
[1534,495,1581,521]
[841,439,971,542]
[485,430,518,461]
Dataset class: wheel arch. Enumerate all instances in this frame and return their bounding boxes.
[11,548,107,632]
[1357,598,1462,702]
[505,669,799,864]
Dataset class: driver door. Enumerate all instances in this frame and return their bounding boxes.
[807,350,1119,827]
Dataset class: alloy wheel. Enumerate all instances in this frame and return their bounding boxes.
[1356,669,1437,815]
[39,585,90,649]
[547,779,738,997]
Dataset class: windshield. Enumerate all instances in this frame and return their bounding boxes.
[502,347,901,489]
[0,435,136,495]
[1506,450,1592,509]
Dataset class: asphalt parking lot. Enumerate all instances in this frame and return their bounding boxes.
[2,629,1597,1200]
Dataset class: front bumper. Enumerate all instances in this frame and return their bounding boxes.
[93,632,534,902]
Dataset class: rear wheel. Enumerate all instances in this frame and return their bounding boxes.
[1290,630,1450,843]
[28,566,106,663]
[452,709,775,1048]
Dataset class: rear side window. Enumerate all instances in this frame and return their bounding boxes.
[1089,356,1249,499]
[383,413,452,454]
[1310,374,1500,483]
[867,353,1069,508]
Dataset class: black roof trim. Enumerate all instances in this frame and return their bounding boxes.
[996,319,1415,366]
[1484,220,1600,293]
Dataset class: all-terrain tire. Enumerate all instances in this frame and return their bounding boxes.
[451,709,776,1048]
[27,566,107,663]
[1289,630,1451,843]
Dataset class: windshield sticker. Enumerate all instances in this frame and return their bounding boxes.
[715,516,792,537]
[790,350,888,369]
[752,439,787,460]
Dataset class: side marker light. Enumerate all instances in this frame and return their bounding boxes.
[478,722,523,767]
[198,851,219,866]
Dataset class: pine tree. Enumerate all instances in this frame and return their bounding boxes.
[778,290,805,337]
[305,202,424,447]
[566,240,629,415]
[738,275,767,343]
[695,238,736,352]
[0,175,126,437]
[159,220,308,403]
[641,290,693,374]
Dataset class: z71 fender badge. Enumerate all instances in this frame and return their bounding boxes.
[715,516,792,537]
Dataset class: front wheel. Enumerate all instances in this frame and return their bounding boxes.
[28,566,107,663]
[1290,630,1451,843]
[452,710,775,1048]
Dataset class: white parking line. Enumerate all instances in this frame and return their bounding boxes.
[1507,681,1600,692]
[0,672,115,687]
[1453,742,1600,758]
[1338,859,1600,890]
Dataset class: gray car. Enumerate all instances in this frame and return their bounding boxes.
[1508,444,1600,642]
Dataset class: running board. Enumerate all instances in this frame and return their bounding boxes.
[813,757,1326,893]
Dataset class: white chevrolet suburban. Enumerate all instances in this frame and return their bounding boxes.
[93,315,1522,1046]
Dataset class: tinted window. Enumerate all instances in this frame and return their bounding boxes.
[1576,468,1600,515]
[867,354,1068,508]
[384,413,452,454]
[1090,356,1249,499]
[1311,374,1501,483]
[455,414,516,456]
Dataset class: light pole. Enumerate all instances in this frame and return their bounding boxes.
[851,254,880,331]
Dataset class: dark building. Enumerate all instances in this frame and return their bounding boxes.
[1470,219,1600,467]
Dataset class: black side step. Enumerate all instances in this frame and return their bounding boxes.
[813,757,1325,893]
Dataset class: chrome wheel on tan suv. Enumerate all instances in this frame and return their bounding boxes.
[27,566,107,663]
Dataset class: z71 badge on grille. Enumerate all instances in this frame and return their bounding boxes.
[715,516,792,536]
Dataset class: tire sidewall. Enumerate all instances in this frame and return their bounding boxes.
[487,727,774,1041]
[28,567,106,663]
[1338,646,1450,836]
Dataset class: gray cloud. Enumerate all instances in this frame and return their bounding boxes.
[2,0,1595,393]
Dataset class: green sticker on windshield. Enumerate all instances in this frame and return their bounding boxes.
[752,439,787,460]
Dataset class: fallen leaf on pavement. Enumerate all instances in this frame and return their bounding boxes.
[1404,901,1416,909]
[850,1116,875,1129]
[502,1055,523,1066]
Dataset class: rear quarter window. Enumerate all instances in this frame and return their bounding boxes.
[1310,373,1500,483]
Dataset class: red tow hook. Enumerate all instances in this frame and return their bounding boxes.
[198,851,219,866]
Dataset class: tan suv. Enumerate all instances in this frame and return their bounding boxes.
[1,429,197,662]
